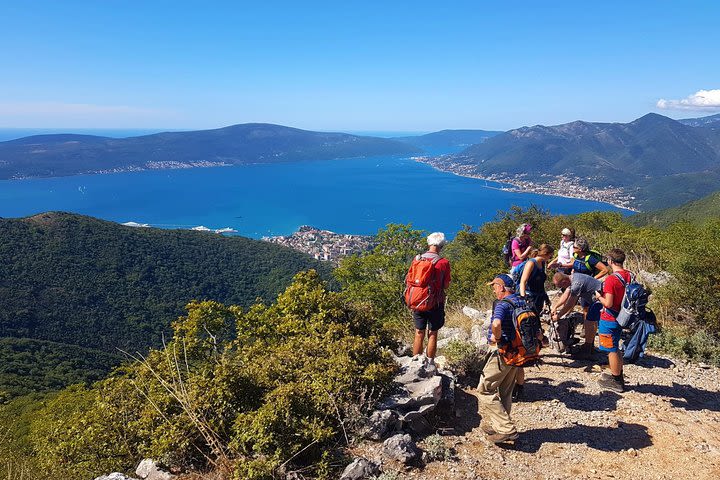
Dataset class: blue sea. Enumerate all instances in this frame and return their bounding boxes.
[0,154,628,238]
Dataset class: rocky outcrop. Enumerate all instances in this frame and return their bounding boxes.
[135,459,175,480]
[94,474,138,480]
[376,355,455,433]
[339,458,381,480]
[382,433,422,465]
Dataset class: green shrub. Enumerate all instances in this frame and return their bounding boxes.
[29,271,397,480]
[442,341,487,379]
[648,325,720,366]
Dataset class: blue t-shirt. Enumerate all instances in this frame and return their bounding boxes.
[488,293,520,345]
[573,253,599,276]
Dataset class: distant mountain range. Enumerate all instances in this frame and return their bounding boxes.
[0,123,420,179]
[393,129,501,150]
[678,112,720,128]
[437,113,720,210]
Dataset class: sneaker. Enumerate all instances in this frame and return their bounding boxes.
[512,383,524,402]
[488,431,519,444]
[598,374,624,393]
[480,422,497,435]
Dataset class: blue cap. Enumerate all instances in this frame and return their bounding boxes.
[488,273,515,289]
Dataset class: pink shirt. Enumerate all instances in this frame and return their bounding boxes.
[511,237,530,267]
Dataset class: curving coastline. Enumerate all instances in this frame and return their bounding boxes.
[413,155,639,212]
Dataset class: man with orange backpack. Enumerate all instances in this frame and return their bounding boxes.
[478,273,542,444]
[405,232,451,361]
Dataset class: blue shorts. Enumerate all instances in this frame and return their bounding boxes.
[598,319,621,352]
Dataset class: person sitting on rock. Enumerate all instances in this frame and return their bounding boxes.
[410,232,451,362]
[551,271,603,358]
[478,273,523,444]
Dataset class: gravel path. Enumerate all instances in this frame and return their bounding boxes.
[354,350,720,480]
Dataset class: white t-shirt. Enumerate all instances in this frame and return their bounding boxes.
[558,239,574,265]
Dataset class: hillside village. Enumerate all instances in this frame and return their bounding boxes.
[263,225,376,262]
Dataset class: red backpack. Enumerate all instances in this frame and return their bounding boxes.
[404,254,442,312]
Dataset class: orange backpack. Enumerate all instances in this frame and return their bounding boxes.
[404,254,442,312]
[498,297,542,367]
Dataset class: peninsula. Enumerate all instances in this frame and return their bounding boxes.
[263,225,375,263]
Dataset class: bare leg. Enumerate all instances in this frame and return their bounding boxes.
[608,351,623,376]
[426,330,439,359]
[413,329,426,356]
[584,320,597,348]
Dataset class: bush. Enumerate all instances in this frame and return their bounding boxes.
[29,271,397,480]
[648,325,720,366]
[442,341,487,380]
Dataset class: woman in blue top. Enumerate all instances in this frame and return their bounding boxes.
[519,244,554,316]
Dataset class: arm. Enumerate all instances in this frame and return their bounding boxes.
[552,291,579,320]
[594,261,609,279]
[519,260,534,297]
[595,291,614,308]
[491,318,502,344]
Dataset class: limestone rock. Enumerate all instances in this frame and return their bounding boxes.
[339,458,381,480]
[363,409,400,440]
[135,459,175,480]
[95,474,139,480]
[382,433,422,465]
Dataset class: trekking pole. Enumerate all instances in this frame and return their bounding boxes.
[544,305,568,370]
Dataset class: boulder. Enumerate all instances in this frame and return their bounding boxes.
[95,474,139,480]
[363,409,400,440]
[382,434,422,465]
[135,459,175,480]
[638,270,674,288]
[394,354,438,384]
[339,458,381,480]
[470,323,489,348]
[462,306,483,321]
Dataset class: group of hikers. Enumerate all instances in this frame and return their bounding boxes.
[405,225,652,444]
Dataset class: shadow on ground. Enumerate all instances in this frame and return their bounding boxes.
[524,376,622,411]
[631,382,720,411]
[505,422,652,453]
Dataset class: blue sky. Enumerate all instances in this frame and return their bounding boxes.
[1,1,719,131]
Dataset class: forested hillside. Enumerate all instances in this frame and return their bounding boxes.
[0,123,419,179]
[629,190,720,227]
[441,113,720,210]
[0,212,332,396]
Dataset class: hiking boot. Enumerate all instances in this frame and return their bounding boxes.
[512,383,524,402]
[488,431,519,444]
[480,422,497,435]
[598,374,624,393]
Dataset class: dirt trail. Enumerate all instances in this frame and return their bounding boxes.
[358,351,720,480]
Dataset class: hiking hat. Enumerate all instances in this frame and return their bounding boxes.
[487,273,515,290]
[561,228,572,236]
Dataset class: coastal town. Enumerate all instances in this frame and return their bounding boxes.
[415,155,639,212]
[263,225,375,263]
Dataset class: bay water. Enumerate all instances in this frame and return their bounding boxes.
[0,155,626,238]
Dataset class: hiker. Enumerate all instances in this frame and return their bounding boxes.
[408,232,451,361]
[572,237,608,279]
[549,227,575,274]
[478,274,524,443]
[519,243,554,316]
[551,271,603,358]
[595,248,631,392]
[509,223,533,275]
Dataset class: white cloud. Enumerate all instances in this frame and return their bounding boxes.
[657,89,720,110]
